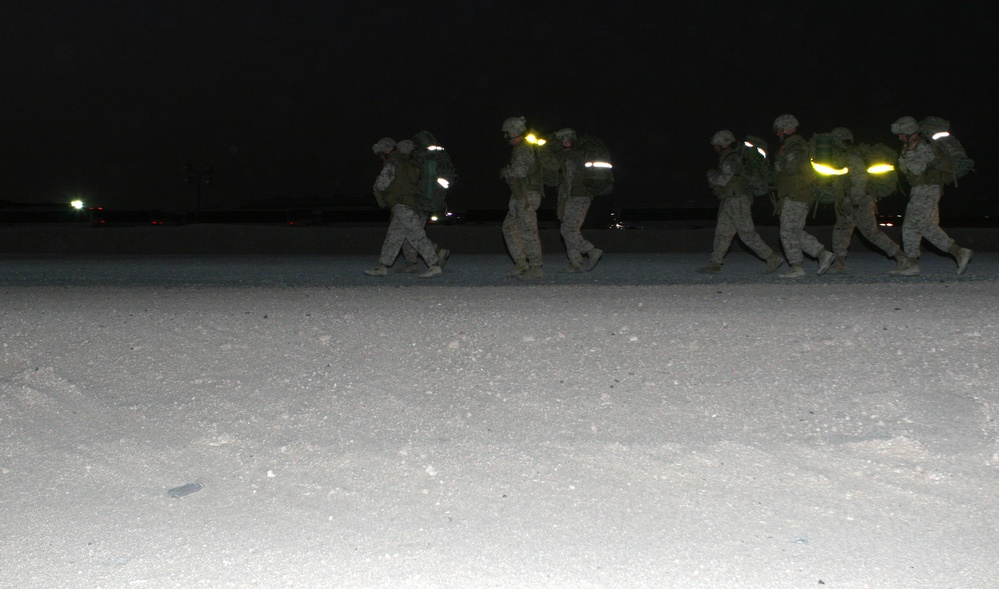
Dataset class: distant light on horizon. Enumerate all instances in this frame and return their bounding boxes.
[70,199,85,210]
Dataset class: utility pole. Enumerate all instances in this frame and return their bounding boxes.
[184,165,213,223]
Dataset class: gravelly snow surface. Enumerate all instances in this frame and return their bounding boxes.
[2,253,998,588]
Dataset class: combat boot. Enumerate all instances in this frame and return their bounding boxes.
[827,255,847,274]
[889,258,920,276]
[395,262,419,273]
[586,247,604,271]
[955,247,973,275]
[762,254,784,274]
[817,250,836,276]
[418,265,442,278]
[517,266,543,280]
[437,248,451,269]
[779,263,804,278]
[560,262,585,273]
[696,261,722,274]
[507,259,529,277]
[364,264,388,277]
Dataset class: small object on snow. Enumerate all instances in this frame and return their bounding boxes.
[167,482,204,498]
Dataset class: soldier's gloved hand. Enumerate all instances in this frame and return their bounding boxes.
[499,167,510,180]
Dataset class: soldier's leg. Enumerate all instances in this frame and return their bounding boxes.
[853,199,903,259]
[730,196,775,261]
[397,207,440,267]
[831,206,857,258]
[917,187,956,254]
[901,187,934,260]
[709,198,739,265]
[521,191,544,268]
[502,196,527,264]
[399,241,420,269]
[560,197,593,266]
[377,205,409,267]
[779,199,808,266]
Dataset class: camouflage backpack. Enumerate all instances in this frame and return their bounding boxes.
[416,146,458,215]
[856,143,899,200]
[809,132,848,204]
[919,116,974,186]
[738,135,772,197]
[577,134,614,196]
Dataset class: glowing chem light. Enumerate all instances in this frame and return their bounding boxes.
[525,133,546,146]
[811,161,849,176]
[932,131,950,140]
[585,161,613,169]
[437,178,449,189]
[867,163,895,174]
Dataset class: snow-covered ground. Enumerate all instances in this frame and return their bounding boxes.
[2,252,998,588]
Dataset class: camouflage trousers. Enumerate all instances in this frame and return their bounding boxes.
[560,196,596,265]
[378,204,439,267]
[902,184,954,259]
[710,195,774,264]
[779,198,826,265]
[502,191,543,267]
[831,198,900,258]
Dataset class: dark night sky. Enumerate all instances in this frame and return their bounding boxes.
[2,1,995,216]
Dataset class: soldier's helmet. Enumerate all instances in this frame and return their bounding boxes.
[372,137,396,154]
[501,116,527,136]
[396,139,415,155]
[831,127,854,145]
[773,114,800,132]
[710,130,736,147]
[890,116,919,136]
[554,128,577,142]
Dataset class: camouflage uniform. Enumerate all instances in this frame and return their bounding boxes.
[706,149,777,267]
[373,152,440,269]
[378,205,438,267]
[775,133,832,271]
[501,141,544,269]
[830,149,902,264]
[898,141,955,258]
[550,145,601,270]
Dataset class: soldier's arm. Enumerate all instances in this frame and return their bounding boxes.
[373,161,396,192]
[505,145,535,179]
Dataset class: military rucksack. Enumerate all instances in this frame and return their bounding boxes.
[856,143,899,200]
[535,140,561,188]
[738,135,772,197]
[919,116,974,185]
[417,147,458,214]
[577,134,614,196]
[809,132,848,204]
